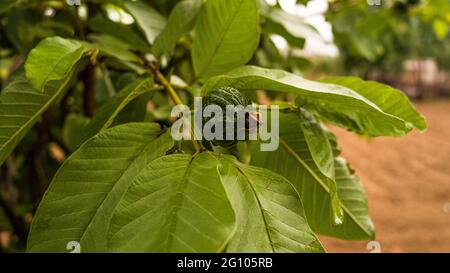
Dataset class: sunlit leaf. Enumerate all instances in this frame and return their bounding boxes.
[203,65,411,137]
[25,37,91,92]
[124,0,166,45]
[152,0,202,57]
[320,76,427,132]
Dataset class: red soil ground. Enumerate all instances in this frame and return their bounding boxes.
[321,99,450,253]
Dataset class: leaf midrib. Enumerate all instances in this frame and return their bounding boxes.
[100,86,158,131]
[196,0,245,78]
[234,165,276,253]
[0,71,74,163]
[78,129,164,248]
[37,45,85,91]
[203,72,396,115]
[278,136,372,238]
[165,155,195,252]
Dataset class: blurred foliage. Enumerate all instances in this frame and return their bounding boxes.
[327,0,450,76]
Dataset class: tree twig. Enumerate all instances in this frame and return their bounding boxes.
[81,65,96,118]
[147,63,204,154]
[149,63,184,105]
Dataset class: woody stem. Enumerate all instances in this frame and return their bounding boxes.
[148,63,204,154]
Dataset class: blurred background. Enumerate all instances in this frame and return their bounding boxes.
[272,0,450,252]
[1,0,449,252]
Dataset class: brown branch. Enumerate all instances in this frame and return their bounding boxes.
[81,65,96,118]
[78,2,99,118]
[60,86,76,119]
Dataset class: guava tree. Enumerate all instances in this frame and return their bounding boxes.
[0,0,426,252]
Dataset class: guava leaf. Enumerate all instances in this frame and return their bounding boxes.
[152,0,202,57]
[320,76,427,132]
[0,71,75,166]
[108,153,235,252]
[27,123,174,252]
[219,155,325,252]
[202,65,412,137]
[25,37,91,92]
[251,111,374,240]
[124,0,166,45]
[192,0,260,79]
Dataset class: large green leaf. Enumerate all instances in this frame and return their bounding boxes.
[218,155,324,253]
[72,77,158,149]
[202,65,411,137]
[320,76,427,132]
[108,153,235,252]
[27,123,174,252]
[152,0,202,58]
[192,0,260,79]
[251,111,375,240]
[260,110,343,225]
[0,71,75,166]
[25,37,91,92]
[124,0,166,45]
